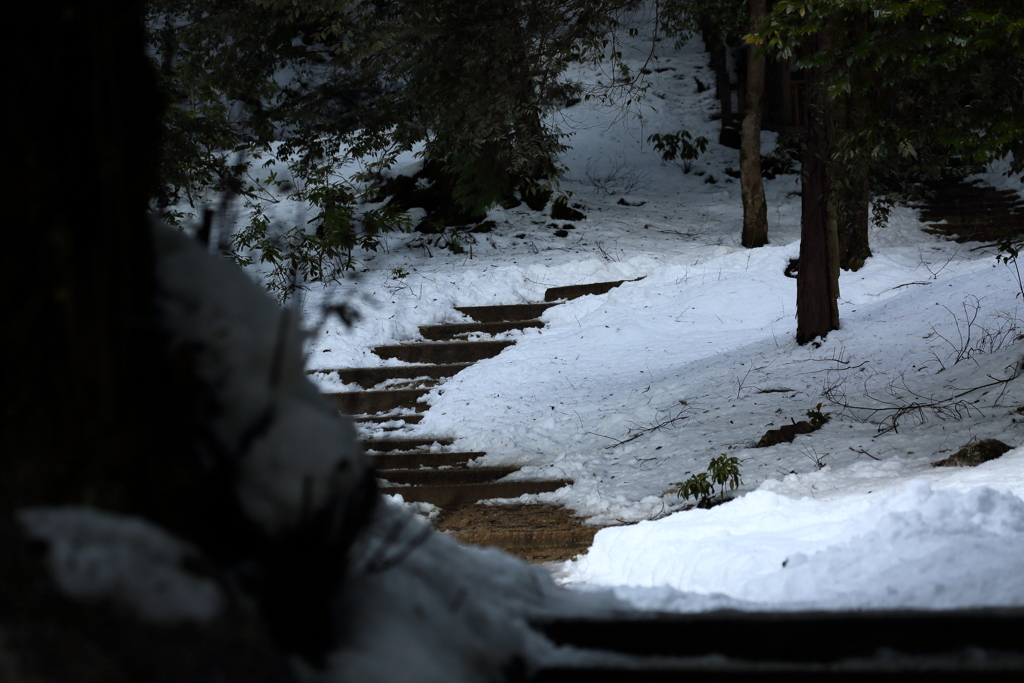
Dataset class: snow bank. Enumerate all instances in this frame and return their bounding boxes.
[18,506,223,623]
[154,228,369,535]
[563,480,1024,611]
[327,502,627,683]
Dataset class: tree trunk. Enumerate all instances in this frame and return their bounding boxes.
[740,0,769,248]
[836,131,872,272]
[831,16,872,272]
[796,32,840,345]
[702,19,733,126]
[840,170,871,271]
[0,0,178,515]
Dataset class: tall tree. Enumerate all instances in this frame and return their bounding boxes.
[661,0,771,247]
[795,29,841,343]
[760,0,1024,343]
[740,0,770,248]
[2,0,172,513]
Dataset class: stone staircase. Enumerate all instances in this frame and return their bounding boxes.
[914,178,1024,244]
[529,608,1024,680]
[314,279,634,561]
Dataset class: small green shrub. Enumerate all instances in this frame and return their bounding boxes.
[646,129,709,173]
[675,454,742,509]
[806,405,831,428]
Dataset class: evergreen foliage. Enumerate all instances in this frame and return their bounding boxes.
[148,0,642,297]
[759,0,1024,209]
[659,0,747,46]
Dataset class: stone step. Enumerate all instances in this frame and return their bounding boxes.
[436,503,598,562]
[353,413,423,425]
[361,437,455,452]
[532,609,1024,680]
[921,203,1024,213]
[378,467,517,486]
[378,479,571,508]
[447,527,595,550]
[929,187,1020,198]
[925,221,1023,233]
[918,180,1024,245]
[922,192,1023,202]
[369,451,484,470]
[544,279,630,302]
[374,340,514,364]
[924,225,1021,243]
[314,363,472,389]
[455,303,557,323]
[534,661,1021,681]
[419,320,543,340]
[327,388,429,415]
[921,205,1024,217]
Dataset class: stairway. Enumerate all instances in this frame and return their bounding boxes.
[315,279,636,561]
[914,178,1024,244]
[529,608,1024,680]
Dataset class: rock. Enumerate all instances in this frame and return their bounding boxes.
[551,199,585,221]
[522,186,552,211]
[932,439,1012,467]
[384,162,484,231]
[756,420,818,448]
[501,195,522,210]
[718,124,741,150]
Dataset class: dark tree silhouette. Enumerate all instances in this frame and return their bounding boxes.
[0,0,182,516]
[795,31,840,345]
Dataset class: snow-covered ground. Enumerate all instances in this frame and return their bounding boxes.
[12,12,1016,683]
[16,11,1024,683]
[275,16,1024,617]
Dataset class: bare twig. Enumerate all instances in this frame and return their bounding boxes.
[801,446,828,470]
[593,400,697,448]
[823,360,1023,434]
[583,155,651,195]
[929,296,1023,367]
[849,446,880,461]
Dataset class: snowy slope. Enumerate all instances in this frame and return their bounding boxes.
[286,13,1024,614]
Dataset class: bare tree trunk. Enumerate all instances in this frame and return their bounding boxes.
[796,32,840,345]
[740,0,769,248]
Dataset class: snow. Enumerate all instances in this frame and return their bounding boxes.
[154,228,370,535]
[288,15,1024,621]
[563,478,1024,611]
[329,501,629,682]
[66,7,1024,680]
[18,506,224,623]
